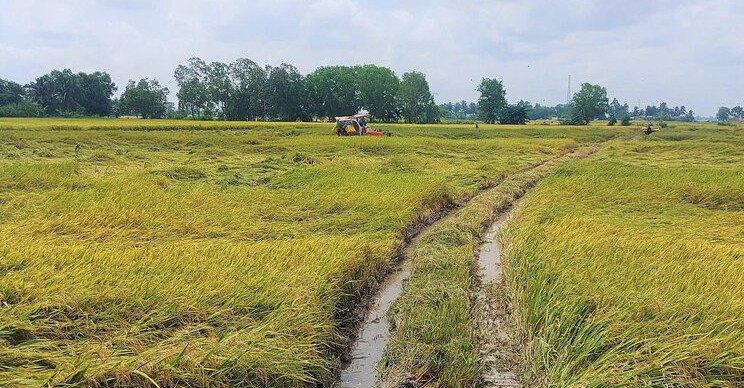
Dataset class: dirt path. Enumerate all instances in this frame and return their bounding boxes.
[474,207,522,387]
[337,147,599,387]
[338,259,414,387]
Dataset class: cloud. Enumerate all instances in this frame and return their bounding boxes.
[0,0,742,115]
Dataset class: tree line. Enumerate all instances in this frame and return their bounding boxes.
[0,61,710,125]
[716,105,744,123]
[174,57,440,123]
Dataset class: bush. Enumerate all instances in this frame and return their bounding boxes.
[620,114,632,126]
[659,121,668,128]
[0,101,43,117]
[608,115,617,126]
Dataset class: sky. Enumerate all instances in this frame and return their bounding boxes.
[1,0,743,116]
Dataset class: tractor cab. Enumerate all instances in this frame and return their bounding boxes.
[332,113,392,137]
[333,114,368,136]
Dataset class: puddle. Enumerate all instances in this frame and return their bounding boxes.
[478,219,506,284]
[338,259,413,387]
[477,208,521,387]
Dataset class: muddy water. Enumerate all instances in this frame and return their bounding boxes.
[477,212,521,387]
[339,259,414,387]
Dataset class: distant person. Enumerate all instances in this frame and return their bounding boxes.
[644,122,654,135]
[335,120,343,136]
[358,116,367,127]
[474,121,479,129]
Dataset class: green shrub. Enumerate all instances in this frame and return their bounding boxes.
[620,114,632,126]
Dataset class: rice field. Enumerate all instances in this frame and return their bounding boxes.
[3,118,740,387]
[0,118,602,386]
[504,124,744,386]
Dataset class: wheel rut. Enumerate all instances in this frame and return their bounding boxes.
[336,147,599,387]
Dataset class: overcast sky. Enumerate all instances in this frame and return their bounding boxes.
[1,0,742,116]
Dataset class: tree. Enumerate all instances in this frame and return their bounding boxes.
[174,57,209,119]
[569,83,608,125]
[397,71,434,123]
[77,71,117,116]
[620,114,632,126]
[356,65,399,122]
[608,115,617,126]
[118,78,169,119]
[0,79,25,106]
[267,63,308,121]
[476,78,506,124]
[206,61,232,119]
[225,58,268,121]
[306,66,359,121]
[608,98,629,119]
[731,106,743,120]
[499,103,529,124]
[716,106,731,123]
[24,69,116,116]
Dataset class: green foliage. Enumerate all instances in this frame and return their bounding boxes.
[267,63,308,121]
[0,78,24,106]
[499,103,530,124]
[569,83,609,125]
[398,71,436,123]
[356,64,400,122]
[620,113,632,126]
[717,106,731,123]
[607,114,617,125]
[0,101,42,117]
[306,66,359,120]
[477,78,506,124]
[24,69,116,116]
[118,78,170,119]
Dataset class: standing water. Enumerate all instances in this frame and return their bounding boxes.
[476,211,521,387]
[339,259,413,387]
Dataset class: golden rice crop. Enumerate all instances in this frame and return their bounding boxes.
[0,118,602,386]
[504,124,744,386]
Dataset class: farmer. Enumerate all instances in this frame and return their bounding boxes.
[644,122,654,135]
[335,120,343,136]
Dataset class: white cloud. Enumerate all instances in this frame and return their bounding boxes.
[1,0,742,115]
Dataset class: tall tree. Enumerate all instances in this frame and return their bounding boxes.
[477,78,506,124]
[119,78,169,119]
[206,61,232,119]
[716,106,731,123]
[306,66,358,121]
[569,83,609,125]
[398,71,433,123]
[500,102,530,124]
[356,64,399,122]
[77,71,117,116]
[0,79,24,106]
[174,57,209,119]
[227,58,268,120]
[267,63,308,121]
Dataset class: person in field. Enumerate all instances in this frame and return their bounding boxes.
[644,122,654,135]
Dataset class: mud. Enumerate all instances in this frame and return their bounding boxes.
[338,259,413,387]
[476,207,522,387]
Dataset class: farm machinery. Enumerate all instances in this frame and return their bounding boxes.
[332,113,392,137]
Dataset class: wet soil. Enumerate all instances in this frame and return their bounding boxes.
[475,209,522,387]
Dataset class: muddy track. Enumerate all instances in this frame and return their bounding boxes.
[474,204,522,387]
[333,147,599,387]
